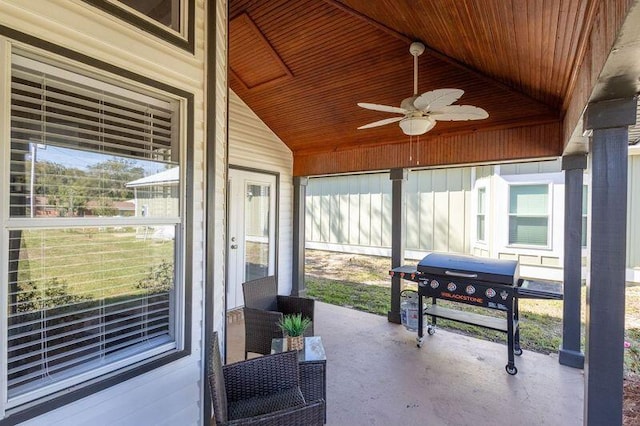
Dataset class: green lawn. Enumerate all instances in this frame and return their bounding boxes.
[14,227,173,300]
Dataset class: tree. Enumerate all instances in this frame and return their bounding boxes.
[86,158,145,201]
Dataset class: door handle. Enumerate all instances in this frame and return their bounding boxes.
[230,244,238,249]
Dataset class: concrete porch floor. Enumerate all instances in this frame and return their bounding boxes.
[226,302,583,425]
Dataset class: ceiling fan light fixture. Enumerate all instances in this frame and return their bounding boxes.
[399,116,435,135]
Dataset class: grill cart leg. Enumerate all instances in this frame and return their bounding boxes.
[514,296,522,356]
[506,304,518,375]
[427,296,437,335]
[417,292,424,347]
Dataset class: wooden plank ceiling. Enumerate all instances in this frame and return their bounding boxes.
[228,0,602,175]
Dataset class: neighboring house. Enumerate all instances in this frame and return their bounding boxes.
[306,150,640,283]
[85,199,136,216]
[126,167,180,218]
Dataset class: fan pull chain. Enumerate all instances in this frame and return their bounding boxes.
[416,135,420,165]
[409,135,413,162]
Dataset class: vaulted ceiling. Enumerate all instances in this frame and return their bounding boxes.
[229,0,634,175]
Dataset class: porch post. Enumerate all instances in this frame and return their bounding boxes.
[583,97,637,426]
[559,153,586,369]
[292,176,308,296]
[388,168,407,324]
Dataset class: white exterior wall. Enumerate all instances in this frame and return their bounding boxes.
[306,173,391,250]
[480,161,566,281]
[212,0,229,360]
[304,160,598,283]
[406,168,472,256]
[228,91,294,295]
[628,146,640,282]
[0,0,216,424]
[305,168,472,259]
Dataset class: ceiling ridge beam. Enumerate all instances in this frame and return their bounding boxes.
[322,0,559,116]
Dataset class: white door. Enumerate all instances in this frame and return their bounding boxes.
[227,169,277,310]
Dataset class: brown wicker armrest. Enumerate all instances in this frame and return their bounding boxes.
[223,350,300,401]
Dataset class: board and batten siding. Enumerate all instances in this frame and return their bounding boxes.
[305,168,472,257]
[0,0,211,424]
[228,91,294,295]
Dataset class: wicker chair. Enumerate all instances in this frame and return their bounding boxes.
[208,332,324,425]
[242,276,315,358]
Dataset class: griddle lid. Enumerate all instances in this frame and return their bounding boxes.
[417,252,519,285]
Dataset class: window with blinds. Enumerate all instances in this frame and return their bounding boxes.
[508,184,549,246]
[6,53,182,403]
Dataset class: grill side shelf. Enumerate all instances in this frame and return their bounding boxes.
[424,305,511,332]
[389,266,421,283]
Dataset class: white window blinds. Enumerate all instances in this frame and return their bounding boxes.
[6,53,181,403]
[10,55,177,219]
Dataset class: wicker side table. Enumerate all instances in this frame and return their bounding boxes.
[271,336,327,422]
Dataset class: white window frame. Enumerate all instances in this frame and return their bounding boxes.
[507,183,552,249]
[476,186,487,244]
[111,0,186,38]
[0,40,191,418]
[582,184,588,248]
[81,0,194,53]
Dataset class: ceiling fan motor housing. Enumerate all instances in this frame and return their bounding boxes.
[400,116,435,135]
[409,42,425,57]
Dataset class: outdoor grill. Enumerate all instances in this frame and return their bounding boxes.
[390,252,562,375]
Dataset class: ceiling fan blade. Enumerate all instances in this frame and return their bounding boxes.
[414,89,465,111]
[358,116,404,129]
[357,102,407,115]
[431,105,489,121]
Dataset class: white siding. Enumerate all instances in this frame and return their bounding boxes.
[500,158,562,175]
[486,170,565,281]
[0,0,212,424]
[228,91,294,295]
[306,168,471,255]
[213,0,229,356]
[628,148,640,269]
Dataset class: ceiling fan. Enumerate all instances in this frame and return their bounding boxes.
[357,42,489,136]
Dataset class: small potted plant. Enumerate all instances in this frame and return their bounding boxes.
[278,313,311,351]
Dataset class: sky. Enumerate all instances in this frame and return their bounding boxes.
[34,144,168,176]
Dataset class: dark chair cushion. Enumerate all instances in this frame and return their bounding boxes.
[227,387,306,421]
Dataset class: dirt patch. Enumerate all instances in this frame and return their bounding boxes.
[625,374,640,425]
[305,249,391,286]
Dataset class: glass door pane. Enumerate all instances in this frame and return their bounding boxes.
[244,183,271,281]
